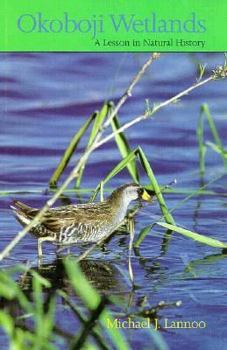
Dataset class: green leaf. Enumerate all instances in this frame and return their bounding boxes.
[90,150,137,202]
[201,104,223,149]
[31,270,51,288]
[77,103,109,187]
[133,224,153,248]
[197,104,227,173]
[197,112,207,175]
[33,276,44,344]
[64,258,130,350]
[148,328,169,350]
[49,112,97,187]
[43,297,56,339]
[64,258,100,310]
[88,103,109,147]
[157,222,227,248]
[0,311,13,336]
[111,115,139,183]
[0,274,17,299]
[104,151,137,185]
[137,147,175,225]
[206,141,227,157]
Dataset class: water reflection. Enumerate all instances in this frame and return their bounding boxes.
[18,257,126,295]
[183,252,227,276]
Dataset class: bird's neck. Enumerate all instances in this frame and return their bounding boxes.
[108,195,131,223]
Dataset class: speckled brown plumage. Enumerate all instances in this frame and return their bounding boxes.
[11,183,153,256]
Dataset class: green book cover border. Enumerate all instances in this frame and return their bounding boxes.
[1,0,227,52]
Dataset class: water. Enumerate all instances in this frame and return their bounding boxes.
[0,53,227,349]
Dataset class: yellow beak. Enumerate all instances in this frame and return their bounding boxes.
[141,189,152,202]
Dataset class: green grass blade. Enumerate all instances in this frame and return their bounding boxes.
[0,272,18,299]
[88,103,109,147]
[89,150,137,202]
[33,276,44,344]
[198,104,227,169]
[148,328,169,350]
[133,224,153,248]
[103,151,137,185]
[197,112,207,175]
[137,147,175,225]
[0,311,13,337]
[31,270,51,288]
[64,258,131,350]
[201,104,223,149]
[49,112,97,187]
[0,271,33,314]
[76,163,87,188]
[76,103,109,187]
[43,297,56,340]
[206,141,227,157]
[157,222,227,248]
[111,115,139,183]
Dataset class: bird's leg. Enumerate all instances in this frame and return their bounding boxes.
[38,238,44,258]
[38,236,55,258]
[125,216,135,233]
[100,243,107,252]
[127,203,141,219]
[128,217,135,233]
[128,216,135,285]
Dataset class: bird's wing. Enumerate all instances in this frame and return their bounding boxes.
[43,203,112,233]
[12,200,113,235]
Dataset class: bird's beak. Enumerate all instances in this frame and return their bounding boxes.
[141,189,153,202]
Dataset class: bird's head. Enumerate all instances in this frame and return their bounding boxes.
[109,183,154,205]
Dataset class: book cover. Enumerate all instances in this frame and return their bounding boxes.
[0,1,227,349]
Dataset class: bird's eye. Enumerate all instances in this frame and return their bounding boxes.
[138,188,143,196]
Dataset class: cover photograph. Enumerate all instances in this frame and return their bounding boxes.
[0,1,227,349]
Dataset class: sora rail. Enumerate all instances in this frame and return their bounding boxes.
[11,183,153,257]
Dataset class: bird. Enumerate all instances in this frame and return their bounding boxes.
[11,183,153,258]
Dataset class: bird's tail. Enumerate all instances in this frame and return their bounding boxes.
[11,200,32,212]
[10,200,35,226]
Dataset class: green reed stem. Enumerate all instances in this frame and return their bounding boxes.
[49,112,97,188]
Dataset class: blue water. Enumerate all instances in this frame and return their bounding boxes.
[0,53,227,349]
